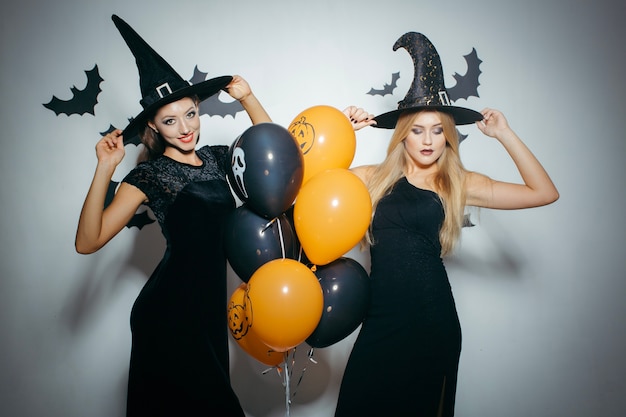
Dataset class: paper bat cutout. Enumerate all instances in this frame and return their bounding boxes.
[100,125,117,137]
[43,65,103,116]
[127,210,155,230]
[446,48,482,102]
[189,66,243,118]
[449,49,481,146]
[367,72,400,96]
[104,180,119,208]
[100,122,142,148]
[104,179,155,230]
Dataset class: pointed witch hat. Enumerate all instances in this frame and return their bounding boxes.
[111,14,232,143]
[374,32,482,129]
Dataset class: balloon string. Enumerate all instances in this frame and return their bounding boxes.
[289,347,316,401]
[261,356,283,375]
[277,217,286,259]
[265,348,319,415]
[283,351,291,416]
[262,217,286,260]
[290,348,317,399]
[262,218,276,232]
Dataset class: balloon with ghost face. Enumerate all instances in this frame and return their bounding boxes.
[228,123,304,219]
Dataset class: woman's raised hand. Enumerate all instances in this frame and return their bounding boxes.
[95,129,125,167]
[476,108,511,139]
[343,106,377,131]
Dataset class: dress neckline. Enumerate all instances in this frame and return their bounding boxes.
[162,153,205,168]
[401,176,438,196]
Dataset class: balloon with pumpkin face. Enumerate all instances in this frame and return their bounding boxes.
[228,284,284,366]
[227,292,250,341]
[288,105,356,185]
[290,116,315,155]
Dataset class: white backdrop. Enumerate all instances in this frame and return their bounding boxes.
[1,1,625,416]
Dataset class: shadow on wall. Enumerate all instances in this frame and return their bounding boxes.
[61,217,164,333]
[229,332,336,416]
[445,211,526,279]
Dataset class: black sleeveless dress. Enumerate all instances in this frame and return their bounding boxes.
[122,145,244,416]
[335,177,462,417]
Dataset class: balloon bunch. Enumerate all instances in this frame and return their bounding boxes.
[224,106,372,370]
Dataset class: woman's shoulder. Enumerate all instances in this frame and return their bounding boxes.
[198,144,230,173]
[350,164,377,184]
[463,170,495,207]
[198,144,229,155]
[122,158,161,187]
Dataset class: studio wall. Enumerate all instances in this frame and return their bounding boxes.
[1,1,624,416]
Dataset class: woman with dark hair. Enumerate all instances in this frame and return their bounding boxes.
[75,15,270,416]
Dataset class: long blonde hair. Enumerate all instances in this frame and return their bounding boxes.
[366,110,467,256]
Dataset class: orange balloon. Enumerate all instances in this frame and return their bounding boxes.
[293,169,372,266]
[228,284,285,366]
[288,105,356,184]
[246,259,323,352]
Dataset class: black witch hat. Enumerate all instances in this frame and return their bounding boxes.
[111,14,232,142]
[374,32,483,129]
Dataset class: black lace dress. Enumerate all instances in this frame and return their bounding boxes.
[122,145,244,416]
[335,177,462,417]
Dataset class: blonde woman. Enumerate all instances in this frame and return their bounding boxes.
[335,32,558,417]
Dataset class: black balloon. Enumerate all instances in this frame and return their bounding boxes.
[228,123,304,219]
[224,204,299,283]
[306,257,371,348]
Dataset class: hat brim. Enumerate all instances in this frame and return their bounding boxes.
[122,75,233,144]
[374,105,483,129]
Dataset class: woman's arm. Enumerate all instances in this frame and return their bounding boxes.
[350,164,377,185]
[225,75,272,125]
[465,108,559,209]
[75,130,147,254]
[343,106,378,185]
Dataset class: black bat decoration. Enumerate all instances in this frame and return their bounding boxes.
[189,66,243,118]
[43,65,103,116]
[100,124,143,148]
[104,180,119,208]
[100,124,118,137]
[446,48,482,102]
[367,72,400,96]
[462,213,475,228]
[126,210,155,230]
